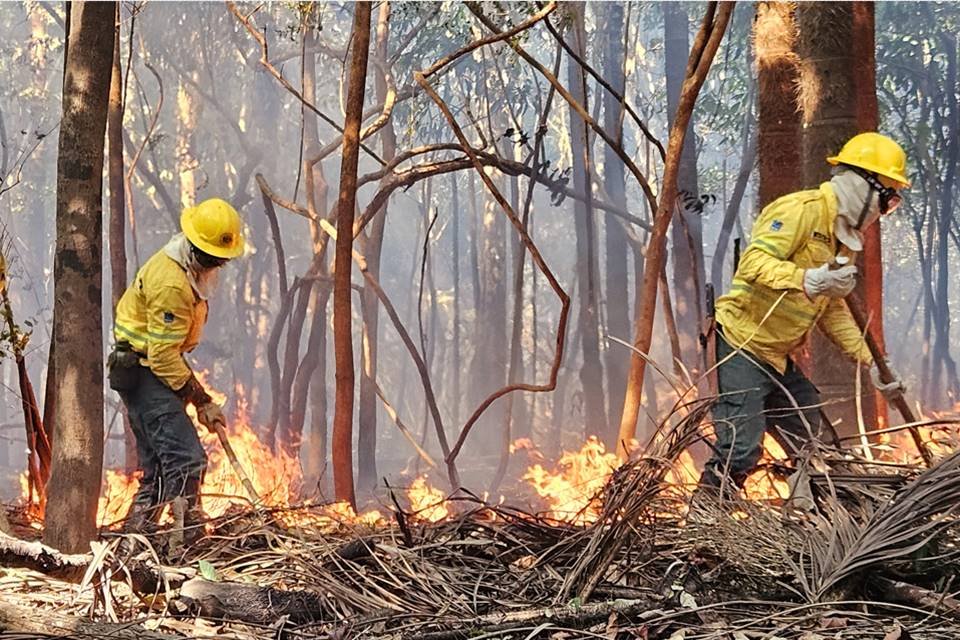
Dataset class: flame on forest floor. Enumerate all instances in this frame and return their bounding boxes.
[19,373,450,531]
[523,436,620,524]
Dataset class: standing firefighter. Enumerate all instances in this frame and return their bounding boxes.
[701,133,908,493]
[108,198,244,536]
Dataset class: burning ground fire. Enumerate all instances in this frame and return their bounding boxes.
[18,372,809,531]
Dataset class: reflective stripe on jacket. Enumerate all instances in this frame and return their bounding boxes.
[715,182,872,374]
[113,249,208,390]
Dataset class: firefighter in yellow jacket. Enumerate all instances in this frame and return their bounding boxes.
[109,198,244,534]
[701,133,909,491]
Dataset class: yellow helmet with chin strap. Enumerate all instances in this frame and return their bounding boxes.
[827,132,911,188]
[180,198,245,259]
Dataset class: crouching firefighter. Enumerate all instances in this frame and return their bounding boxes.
[108,198,245,537]
[699,132,909,496]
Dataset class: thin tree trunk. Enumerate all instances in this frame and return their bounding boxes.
[357,2,396,493]
[664,1,704,371]
[450,173,462,426]
[44,0,114,553]
[616,3,732,459]
[332,2,372,508]
[601,1,630,446]
[106,5,135,473]
[566,2,607,437]
[852,1,890,425]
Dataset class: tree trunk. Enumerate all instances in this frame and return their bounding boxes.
[106,5,135,472]
[566,1,607,437]
[852,1,890,426]
[664,1,704,371]
[797,1,877,435]
[44,0,114,553]
[600,1,630,446]
[175,76,200,209]
[357,1,396,493]
[755,1,802,208]
[450,172,462,426]
[931,31,960,404]
[331,2,372,508]
[616,3,732,458]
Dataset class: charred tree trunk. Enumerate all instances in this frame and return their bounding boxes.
[797,1,877,435]
[755,1,802,208]
[566,1,607,436]
[357,2,396,493]
[600,1,630,446]
[44,0,114,553]
[331,2,372,508]
[664,1,704,372]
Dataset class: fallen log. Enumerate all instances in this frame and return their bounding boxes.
[0,598,175,639]
[412,598,663,640]
[178,577,327,625]
[0,530,193,593]
[873,576,960,618]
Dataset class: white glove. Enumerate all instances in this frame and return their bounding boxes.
[870,360,906,400]
[803,263,857,298]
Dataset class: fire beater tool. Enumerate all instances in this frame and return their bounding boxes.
[208,417,262,504]
[832,254,934,466]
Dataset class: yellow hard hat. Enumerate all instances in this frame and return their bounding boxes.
[827,132,910,188]
[180,198,245,259]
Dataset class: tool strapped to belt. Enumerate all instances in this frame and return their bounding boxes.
[699,283,718,397]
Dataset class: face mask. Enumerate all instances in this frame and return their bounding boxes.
[190,245,228,270]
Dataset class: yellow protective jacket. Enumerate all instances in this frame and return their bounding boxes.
[113,249,208,390]
[715,182,872,374]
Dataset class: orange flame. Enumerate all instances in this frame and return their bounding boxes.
[522,436,620,524]
[407,476,448,522]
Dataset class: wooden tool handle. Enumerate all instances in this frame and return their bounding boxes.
[844,294,932,466]
[211,420,262,503]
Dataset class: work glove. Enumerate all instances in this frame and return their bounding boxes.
[196,401,226,432]
[870,359,906,400]
[803,263,857,298]
[175,374,213,408]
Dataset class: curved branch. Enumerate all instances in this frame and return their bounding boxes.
[415,72,571,468]
[316,218,460,490]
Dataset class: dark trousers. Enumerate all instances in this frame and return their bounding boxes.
[118,366,207,520]
[701,330,821,489]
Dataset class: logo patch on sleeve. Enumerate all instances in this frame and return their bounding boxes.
[163,311,175,324]
[770,219,783,231]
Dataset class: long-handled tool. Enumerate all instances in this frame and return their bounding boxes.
[844,291,934,466]
[208,418,262,503]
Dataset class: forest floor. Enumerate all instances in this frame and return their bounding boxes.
[3,411,960,638]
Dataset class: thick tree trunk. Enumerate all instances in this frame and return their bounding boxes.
[797,1,877,435]
[601,1,630,446]
[331,2,372,508]
[664,1,704,371]
[44,0,114,553]
[755,1,802,208]
[357,2,396,493]
[566,1,607,436]
[175,77,200,209]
